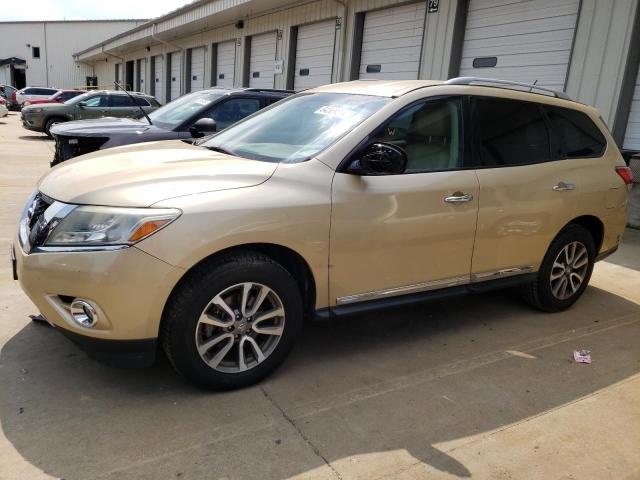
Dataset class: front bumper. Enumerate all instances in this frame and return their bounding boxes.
[15,237,185,348]
[21,113,45,131]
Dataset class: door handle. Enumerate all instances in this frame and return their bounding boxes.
[444,192,474,204]
[552,182,576,191]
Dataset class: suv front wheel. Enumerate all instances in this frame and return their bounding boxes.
[522,224,596,312]
[161,252,303,390]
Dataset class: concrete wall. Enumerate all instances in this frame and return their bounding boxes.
[0,20,147,89]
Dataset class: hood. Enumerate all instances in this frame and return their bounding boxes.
[23,102,67,113]
[38,140,278,207]
[50,117,162,137]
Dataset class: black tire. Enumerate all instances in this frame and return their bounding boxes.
[44,117,64,137]
[521,224,596,312]
[161,251,303,390]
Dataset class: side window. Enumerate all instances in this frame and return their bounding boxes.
[134,97,151,107]
[59,92,80,102]
[474,98,550,167]
[205,98,261,130]
[370,98,463,173]
[545,106,606,158]
[83,95,108,107]
[110,95,136,107]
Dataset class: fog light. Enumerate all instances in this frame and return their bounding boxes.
[70,299,98,328]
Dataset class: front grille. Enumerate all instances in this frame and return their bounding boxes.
[25,193,54,249]
[52,136,109,166]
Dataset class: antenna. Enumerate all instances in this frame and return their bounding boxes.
[114,81,152,125]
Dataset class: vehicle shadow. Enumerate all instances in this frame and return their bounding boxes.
[1,285,638,479]
[18,135,51,141]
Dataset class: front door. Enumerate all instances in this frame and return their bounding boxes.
[329,97,479,305]
[75,94,109,119]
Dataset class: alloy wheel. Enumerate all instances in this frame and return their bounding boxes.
[194,282,285,373]
[549,241,589,300]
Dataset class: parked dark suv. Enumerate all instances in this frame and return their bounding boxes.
[49,88,293,166]
[21,90,160,136]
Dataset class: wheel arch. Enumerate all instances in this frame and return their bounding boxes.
[564,215,604,252]
[162,243,318,324]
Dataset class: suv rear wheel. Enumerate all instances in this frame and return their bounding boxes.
[161,252,303,390]
[522,224,596,312]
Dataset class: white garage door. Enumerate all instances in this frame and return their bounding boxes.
[137,58,146,93]
[359,3,426,80]
[460,0,580,91]
[623,68,640,150]
[170,51,182,101]
[216,40,236,88]
[249,32,277,88]
[153,55,164,103]
[294,20,336,90]
[190,47,206,92]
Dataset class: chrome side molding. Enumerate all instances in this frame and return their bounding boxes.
[336,266,535,305]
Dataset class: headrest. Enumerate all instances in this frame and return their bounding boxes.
[409,103,451,139]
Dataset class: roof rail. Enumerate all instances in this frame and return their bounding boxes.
[445,77,572,101]
[243,88,295,94]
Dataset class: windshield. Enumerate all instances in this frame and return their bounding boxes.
[149,90,227,129]
[201,93,390,163]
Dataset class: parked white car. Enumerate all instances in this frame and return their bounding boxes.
[15,87,59,108]
[0,97,8,117]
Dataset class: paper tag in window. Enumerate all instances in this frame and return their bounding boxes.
[314,105,353,119]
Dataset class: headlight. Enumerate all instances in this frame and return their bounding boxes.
[28,107,43,113]
[44,205,181,247]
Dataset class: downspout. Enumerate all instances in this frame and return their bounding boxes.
[152,23,184,96]
[43,22,49,87]
[333,0,348,82]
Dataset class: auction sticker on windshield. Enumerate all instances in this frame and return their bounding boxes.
[314,105,356,119]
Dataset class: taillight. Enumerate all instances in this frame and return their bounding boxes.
[11,91,16,101]
[615,166,634,185]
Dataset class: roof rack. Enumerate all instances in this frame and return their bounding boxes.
[445,77,572,101]
[243,88,295,94]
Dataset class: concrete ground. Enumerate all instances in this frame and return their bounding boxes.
[1,112,639,480]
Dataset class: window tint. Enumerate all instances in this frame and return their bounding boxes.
[58,91,82,102]
[545,106,606,158]
[206,98,261,130]
[83,95,108,107]
[371,98,463,173]
[110,95,136,107]
[474,98,550,167]
[134,97,151,107]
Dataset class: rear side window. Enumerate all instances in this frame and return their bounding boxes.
[473,97,550,167]
[544,106,606,158]
[134,97,151,107]
[110,95,136,107]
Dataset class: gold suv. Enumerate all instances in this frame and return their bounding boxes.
[13,79,632,390]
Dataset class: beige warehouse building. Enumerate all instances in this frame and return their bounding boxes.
[69,0,640,155]
[0,19,147,90]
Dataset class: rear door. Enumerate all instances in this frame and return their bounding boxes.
[469,96,581,278]
[108,95,139,118]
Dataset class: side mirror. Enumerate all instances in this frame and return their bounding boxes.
[347,143,407,175]
[77,101,87,108]
[190,118,217,138]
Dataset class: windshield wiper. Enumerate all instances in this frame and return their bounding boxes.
[114,81,153,125]
[204,145,236,156]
